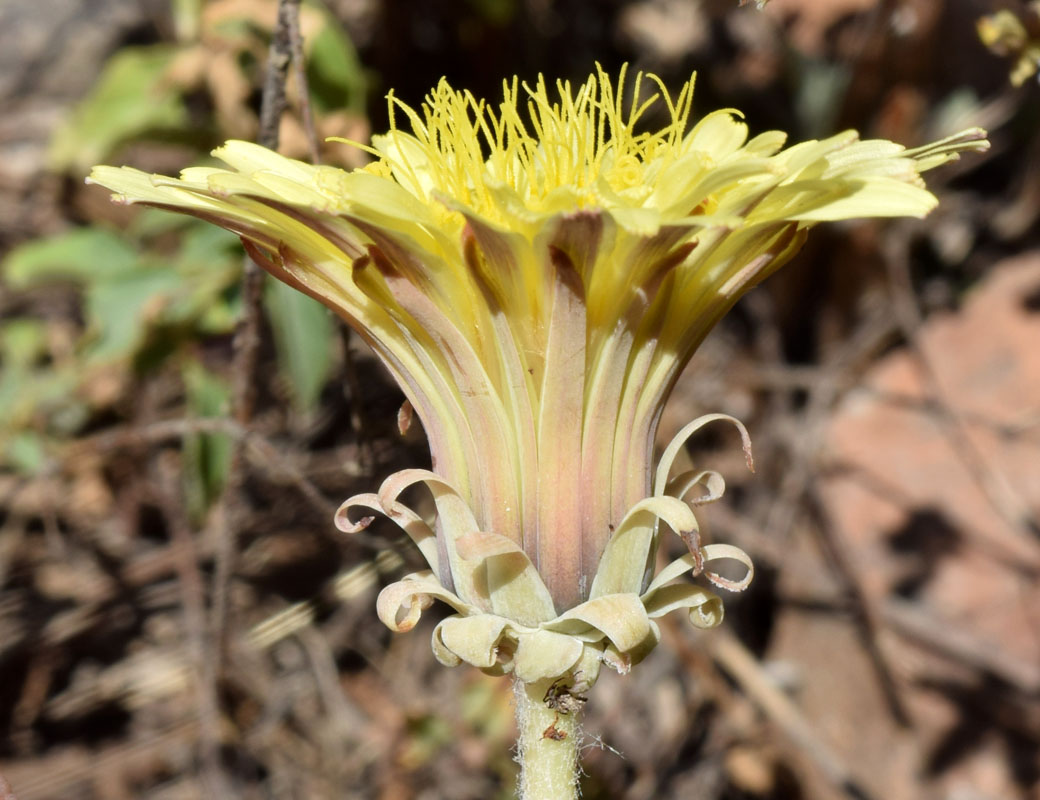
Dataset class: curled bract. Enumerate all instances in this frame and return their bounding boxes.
[336,414,755,686]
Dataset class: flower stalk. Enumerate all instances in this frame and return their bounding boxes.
[88,64,988,797]
[515,679,582,800]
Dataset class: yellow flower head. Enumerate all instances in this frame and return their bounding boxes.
[89,67,987,684]
[977,3,1040,86]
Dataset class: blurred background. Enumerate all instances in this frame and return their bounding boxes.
[1,0,1038,798]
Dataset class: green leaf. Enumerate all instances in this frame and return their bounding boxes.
[0,369,28,430]
[171,0,203,41]
[176,223,241,266]
[166,224,242,332]
[48,45,187,173]
[3,223,244,368]
[305,13,367,113]
[84,268,184,362]
[0,319,48,368]
[0,364,85,443]
[792,56,851,139]
[126,207,201,239]
[5,431,46,475]
[2,228,140,286]
[181,359,232,519]
[264,276,334,414]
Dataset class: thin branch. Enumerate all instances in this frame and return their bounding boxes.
[882,597,1040,695]
[154,455,232,797]
[257,0,297,152]
[748,305,914,727]
[882,229,1040,542]
[708,631,878,800]
[213,0,307,665]
[73,417,382,544]
[296,626,365,738]
[0,771,20,800]
[287,3,321,164]
[805,487,913,728]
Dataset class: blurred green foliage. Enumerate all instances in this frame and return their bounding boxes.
[0,0,365,512]
[182,359,233,521]
[5,221,242,364]
[48,46,189,174]
[0,216,243,474]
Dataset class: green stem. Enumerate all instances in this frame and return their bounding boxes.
[514,679,581,800]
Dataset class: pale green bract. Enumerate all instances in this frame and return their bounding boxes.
[336,413,754,685]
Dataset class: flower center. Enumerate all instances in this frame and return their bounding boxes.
[340,65,697,227]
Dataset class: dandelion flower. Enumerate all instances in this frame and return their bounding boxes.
[90,65,987,799]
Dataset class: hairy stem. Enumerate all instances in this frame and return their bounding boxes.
[514,679,581,800]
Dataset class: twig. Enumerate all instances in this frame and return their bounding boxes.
[256,0,296,152]
[882,597,1040,695]
[182,6,312,786]
[73,417,391,542]
[0,772,20,800]
[820,458,1040,571]
[341,326,368,440]
[762,307,899,541]
[213,0,306,661]
[0,720,200,800]
[708,630,878,800]
[805,487,913,728]
[741,365,1040,443]
[751,306,914,727]
[296,627,364,738]
[720,475,1039,707]
[286,2,320,164]
[882,228,1040,542]
[155,454,232,798]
